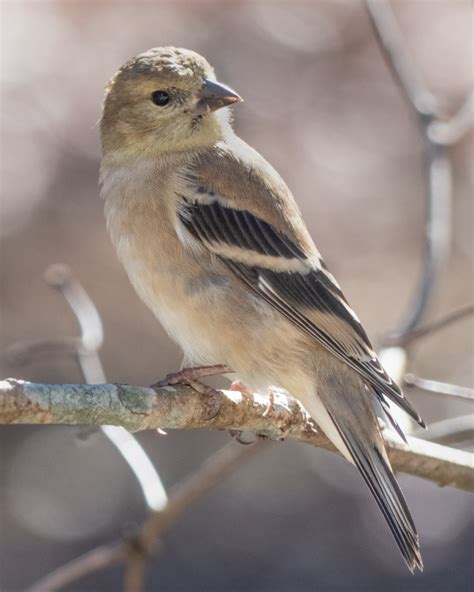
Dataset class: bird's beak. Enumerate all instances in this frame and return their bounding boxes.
[198,79,242,112]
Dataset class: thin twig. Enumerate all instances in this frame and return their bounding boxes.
[383,304,474,346]
[4,265,170,514]
[44,264,105,381]
[428,91,474,145]
[365,0,438,117]
[1,337,80,365]
[366,0,452,343]
[125,441,260,591]
[46,264,169,513]
[405,373,474,402]
[27,543,126,592]
[413,415,473,446]
[27,442,258,592]
[44,264,104,356]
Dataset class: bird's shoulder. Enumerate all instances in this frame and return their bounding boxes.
[185,135,317,256]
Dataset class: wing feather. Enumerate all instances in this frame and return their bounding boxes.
[177,190,424,427]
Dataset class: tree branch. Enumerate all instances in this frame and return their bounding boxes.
[2,378,472,493]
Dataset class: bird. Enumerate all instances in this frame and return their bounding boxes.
[100,46,424,572]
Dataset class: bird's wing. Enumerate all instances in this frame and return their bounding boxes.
[174,148,423,428]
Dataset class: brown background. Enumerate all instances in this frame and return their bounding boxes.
[1,1,473,591]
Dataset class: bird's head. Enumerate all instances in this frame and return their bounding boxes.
[101,47,242,158]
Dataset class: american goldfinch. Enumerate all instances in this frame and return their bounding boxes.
[100,47,424,572]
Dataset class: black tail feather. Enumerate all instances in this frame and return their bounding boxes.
[330,415,423,573]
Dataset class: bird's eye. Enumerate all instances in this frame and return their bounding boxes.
[151,91,170,106]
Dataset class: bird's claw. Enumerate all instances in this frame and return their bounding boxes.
[151,366,228,420]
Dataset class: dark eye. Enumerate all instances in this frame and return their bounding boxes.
[151,90,170,106]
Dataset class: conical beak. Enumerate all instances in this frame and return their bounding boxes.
[198,78,242,112]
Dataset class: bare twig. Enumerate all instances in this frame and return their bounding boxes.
[366,0,454,343]
[4,265,169,514]
[27,442,257,592]
[2,378,473,493]
[2,337,80,365]
[124,441,260,591]
[44,264,105,381]
[47,264,169,513]
[44,265,103,354]
[27,543,125,592]
[414,415,473,446]
[405,373,474,403]
[383,304,474,346]
[365,0,438,118]
[366,1,473,451]
[428,91,474,145]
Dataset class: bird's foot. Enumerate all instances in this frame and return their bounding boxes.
[151,365,233,420]
[152,364,234,388]
[188,380,222,419]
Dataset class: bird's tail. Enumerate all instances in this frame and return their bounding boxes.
[311,370,423,572]
[330,411,423,572]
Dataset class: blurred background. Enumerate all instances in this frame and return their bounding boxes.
[1,1,473,591]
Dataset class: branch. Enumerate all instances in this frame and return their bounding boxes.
[2,379,472,493]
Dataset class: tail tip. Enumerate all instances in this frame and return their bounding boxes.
[407,550,424,574]
[418,417,427,430]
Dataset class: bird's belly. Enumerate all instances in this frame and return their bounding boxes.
[150,273,235,367]
[124,252,309,391]
[120,254,224,367]
[158,278,314,395]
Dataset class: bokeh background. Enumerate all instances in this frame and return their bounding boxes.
[1,1,473,591]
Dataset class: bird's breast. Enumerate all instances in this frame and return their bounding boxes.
[102,164,235,364]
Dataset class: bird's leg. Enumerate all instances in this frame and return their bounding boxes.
[152,365,234,420]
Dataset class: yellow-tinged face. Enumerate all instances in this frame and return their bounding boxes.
[101,47,241,158]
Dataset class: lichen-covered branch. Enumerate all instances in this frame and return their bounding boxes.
[2,378,472,492]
